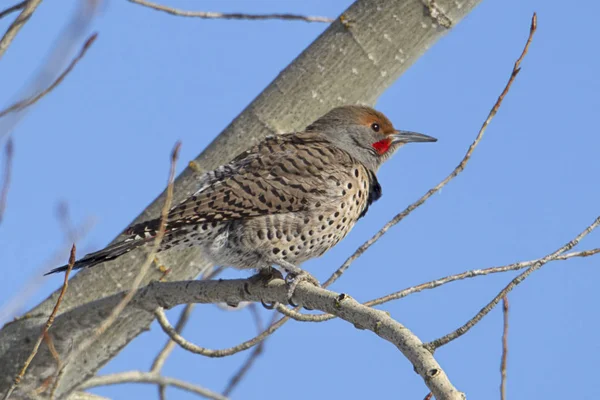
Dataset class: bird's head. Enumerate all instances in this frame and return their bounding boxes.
[306,105,436,171]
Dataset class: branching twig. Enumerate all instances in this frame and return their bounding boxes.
[0,138,13,223]
[323,13,538,289]
[277,247,599,323]
[0,211,95,325]
[52,142,181,393]
[0,0,43,61]
[151,304,195,373]
[222,306,275,397]
[151,303,195,400]
[0,33,98,119]
[81,371,228,400]
[127,0,333,23]
[500,296,509,400]
[154,307,288,358]
[2,245,76,400]
[0,1,26,21]
[426,215,600,350]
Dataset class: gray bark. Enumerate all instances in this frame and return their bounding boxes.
[0,0,481,398]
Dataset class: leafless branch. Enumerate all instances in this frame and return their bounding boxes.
[322,13,538,289]
[81,371,228,400]
[3,245,76,400]
[222,306,274,397]
[0,33,98,119]
[278,248,599,322]
[154,306,289,358]
[0,209,95,325]
[52,142,181,392]
[78,141,179,340]
[0,0,43,61]
[151,304,195,373]
[500,296,509,400]
[151,303,195,400]
[0,1,26,21]
[426,215,600,350]
[82,277,463,399]
[127,0,333,23]
[0,138,13,224]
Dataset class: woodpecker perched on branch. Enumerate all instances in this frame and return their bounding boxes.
[46,105,436,294]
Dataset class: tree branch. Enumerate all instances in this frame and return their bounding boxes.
[48,277,464,399]
[426,215,600,350]
[0,33,98,119]
[0,0,43,61]
[127,0,333,23]
[500,296,509,400]
[323,12,538,289]
[81,371,227,400]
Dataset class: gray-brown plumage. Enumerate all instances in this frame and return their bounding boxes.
[46,106,436,288]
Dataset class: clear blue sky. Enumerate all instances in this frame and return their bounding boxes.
[1,0,599,399]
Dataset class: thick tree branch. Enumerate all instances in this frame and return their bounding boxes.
[48,277,465,400]
[0,0,483,397]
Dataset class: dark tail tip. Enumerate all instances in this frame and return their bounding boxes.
[44,265,73,275]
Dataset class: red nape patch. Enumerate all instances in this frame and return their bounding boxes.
[372,138,392,155]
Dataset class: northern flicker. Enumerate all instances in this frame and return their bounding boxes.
[46,106,436,295]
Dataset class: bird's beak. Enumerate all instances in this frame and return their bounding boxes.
[391,130,437,143]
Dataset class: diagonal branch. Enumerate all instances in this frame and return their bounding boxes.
[81,371,227,400]
[0,33,98,119]
[127,0,333,23]
[426,215,600,350]
[322,12,538,289]
[0,1,27,21]
[3,245,76,400]
[0,0,43,61]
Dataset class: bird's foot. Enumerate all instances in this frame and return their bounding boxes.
[285,271,320,304]
[248,267,284,309]
[250,266,283,286]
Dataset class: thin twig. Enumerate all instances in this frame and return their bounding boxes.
[0,138,13,223]
[0,212,95,325]
[427,215,600,350]
[222,306,275,397]
[323,13,538,289]
[2,245,76,400]
[80,371,228,400]
[128,0,333,23]
[154,307,288,358]
[52,142,180,394]
[151,303,195,399]
[0,33,98,119]
[500,296,509,400]
[0,0,43,61]
[0,1,27,21]
[82,141,179,341]
[277,247,600,323]
[151,304,195,373]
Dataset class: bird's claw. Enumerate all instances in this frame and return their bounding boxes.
[285,271,320,303]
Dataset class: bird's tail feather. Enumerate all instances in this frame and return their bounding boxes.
[44,237,152,275]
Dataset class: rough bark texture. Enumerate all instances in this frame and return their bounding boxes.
[0,0,481,398]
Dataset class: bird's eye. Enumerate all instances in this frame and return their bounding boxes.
[371,123,380,132]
